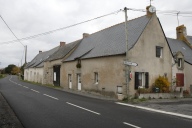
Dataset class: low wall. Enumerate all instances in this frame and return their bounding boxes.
[139,92,182,99]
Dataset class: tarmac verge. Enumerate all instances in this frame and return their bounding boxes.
[0,92,24,128]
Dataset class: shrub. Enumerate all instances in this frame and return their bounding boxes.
[183,90,190,97]
[76,63,81,68]
[138,87,150,94]
[154,76,170,93]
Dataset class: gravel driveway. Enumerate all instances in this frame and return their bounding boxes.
[137,98,192,116]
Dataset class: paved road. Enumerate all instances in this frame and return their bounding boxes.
[0,75,192,128]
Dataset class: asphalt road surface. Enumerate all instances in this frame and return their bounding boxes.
[0,75,192,128]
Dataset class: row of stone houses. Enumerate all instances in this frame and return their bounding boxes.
[24,5,192,99]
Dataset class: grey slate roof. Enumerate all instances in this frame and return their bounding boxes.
[65,15,151,61]
[187,36,192,45]
[47,40,81,61]
[167,38,192,64]
[25,46,59,68]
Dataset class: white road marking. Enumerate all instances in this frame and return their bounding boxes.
[116,102,192,120]
[43,94,59,100]
[23,86,29,89]
[18,84,22,86]
[30,89,40,93]
[66,102,100,115]
[123,122,141,128]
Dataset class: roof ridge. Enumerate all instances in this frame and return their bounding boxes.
[87,15,148,37]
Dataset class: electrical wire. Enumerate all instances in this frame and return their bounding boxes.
[0,8,191,45]
[0,9,122,45]
[0,15,25,46]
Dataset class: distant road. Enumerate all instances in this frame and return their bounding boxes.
[0,75,192,128]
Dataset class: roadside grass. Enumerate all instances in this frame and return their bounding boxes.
[0,74,6,79]
[19,77,63,89]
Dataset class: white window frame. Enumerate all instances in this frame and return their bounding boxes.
[138,72,145,87]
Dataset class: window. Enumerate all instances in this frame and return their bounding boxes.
[94,72,99,84]
[135,72,149,89]
[177,58,184,70]
[156,46,163,58]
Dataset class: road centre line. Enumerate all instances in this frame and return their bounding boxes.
[43,94,59,100]
[30,89,40,93]
[66,102,100,115]
[123,122,141,128]
[18,84,22,86]
[23,86,29,89]
[116,102,192,120]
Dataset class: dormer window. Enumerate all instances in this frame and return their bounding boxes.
[177,58,184,70]
[174,51,184,70]
[178,58,182,68]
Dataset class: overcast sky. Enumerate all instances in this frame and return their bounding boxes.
[0,0,191,68]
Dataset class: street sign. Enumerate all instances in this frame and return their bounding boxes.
[124,61,138,67]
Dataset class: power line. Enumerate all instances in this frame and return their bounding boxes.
[0,15,25,46]
[0,10,122,45]
[0,8,191,45]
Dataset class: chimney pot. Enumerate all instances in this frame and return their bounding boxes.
[176,25,191,48]
[83,33,89,38]
[176,25,187,40]
[60,42,66,47]
[39,50,42,53]
[146,5,156,17]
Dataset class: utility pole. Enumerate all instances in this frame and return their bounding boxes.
[124,7,130,100]
[25,45,27,65]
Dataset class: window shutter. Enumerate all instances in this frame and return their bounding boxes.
[176,73,184,86]
[145,72,149,88]
[135,72,139,90]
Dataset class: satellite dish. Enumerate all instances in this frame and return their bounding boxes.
[149,6,156,13]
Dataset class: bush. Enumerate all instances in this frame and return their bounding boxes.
[138,87,150,94]
[0,74,3,78]
[183,90,190,97]
[76,63,81,68]
[154,76,170,93]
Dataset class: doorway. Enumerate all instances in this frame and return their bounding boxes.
[53,65,60,86]
[68,74,72,89]
[77,74,81,90]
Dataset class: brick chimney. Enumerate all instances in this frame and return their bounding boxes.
[176,25,191,48]
[39,50,42,53]
[146,5,156,17]
[83,33,89,38]
[60,42,66,47]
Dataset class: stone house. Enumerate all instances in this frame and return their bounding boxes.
[167,25,192,93]
[60,6,173,99]
[43,41,81,86]
[24,46,59,84]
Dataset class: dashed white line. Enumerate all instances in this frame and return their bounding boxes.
[43,94,59,100]
[23,86,29,89]
[66,102,100,115]
[18,84,22,86]
[30,89,40,93]
[123,122,141,128]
